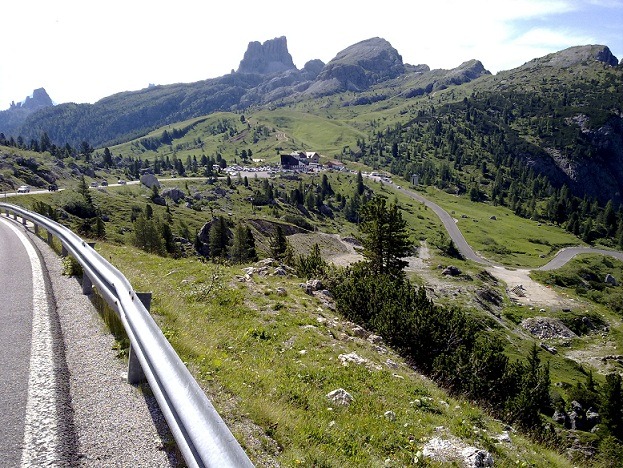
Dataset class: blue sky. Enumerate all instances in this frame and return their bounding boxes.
[1,0,621,110]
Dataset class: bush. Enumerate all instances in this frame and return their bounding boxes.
[296,244,327,279]
[62,256,83,276]
[282,214,313,231]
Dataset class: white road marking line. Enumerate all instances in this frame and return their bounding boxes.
[0,218,60,466]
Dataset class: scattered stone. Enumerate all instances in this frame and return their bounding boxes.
[494,431,511,443]
[521,317,577,340]
[540,342,558,354]
[319,289,333,298]
[307,279,323,291]
[273,267,287,276]
[338,352,368,366]
[351,325,366,338]
[385,359,399,369]
[423,437,494,467]
[461,447,494,467]
[326,388,353,406]
[276,287,287,297]
[368,334,383,344]
[489,215,496,220]
[384,410,396,421]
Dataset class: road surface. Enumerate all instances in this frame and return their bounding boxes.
[0,214,176,466]
[0,216,72,466]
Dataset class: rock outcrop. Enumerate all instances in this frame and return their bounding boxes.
[237,36,296,75]
[15,88,53,111]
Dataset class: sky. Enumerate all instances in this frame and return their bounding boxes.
[1,0,622,110]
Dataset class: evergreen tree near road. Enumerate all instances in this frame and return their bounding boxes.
[358,196,411,277]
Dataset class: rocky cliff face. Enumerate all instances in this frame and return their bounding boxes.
[237,36,296,75]
[0,88,54,137]
[16,88,53,111]
[555,115,623,203]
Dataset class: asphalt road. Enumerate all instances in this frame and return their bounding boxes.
[0,218,35,466]
[0,217,74,466]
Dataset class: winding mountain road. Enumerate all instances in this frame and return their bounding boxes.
[393,183,623,271]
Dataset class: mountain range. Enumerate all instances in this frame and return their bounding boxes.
[0,36,495,147]
[0,36,621,204]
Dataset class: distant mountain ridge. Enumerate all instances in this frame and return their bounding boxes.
[0,40,619,207]
[0,36,498,147]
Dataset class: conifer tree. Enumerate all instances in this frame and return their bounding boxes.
[358,196,410,277]
[270,225,287,260]
[209,216,228,259]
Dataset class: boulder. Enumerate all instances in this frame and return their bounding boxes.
[442,265,461,276]
[161,187,186,203]
[552,410,568,426]
[605,273,617,286]
[586,408,601,430]
[140,173,160,189]
[326,388,353,406]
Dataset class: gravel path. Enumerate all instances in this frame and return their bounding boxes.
[25,227,179,467]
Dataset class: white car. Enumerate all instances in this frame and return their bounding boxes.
[118,179,126,185]
[17,185,30,193]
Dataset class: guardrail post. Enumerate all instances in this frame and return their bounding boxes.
[34,223,39,235]
[22,216,27,226]
[61,244,68,257]
[47,231,53,244]
[81,273,93,295]
[128,292,152,384]
[80,242,97,295]
[13,212,17,220]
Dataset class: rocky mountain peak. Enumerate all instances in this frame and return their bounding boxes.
[306,37,405,96]
[523,45,619,69]
[10,87,53,111]
[237,36,296,75]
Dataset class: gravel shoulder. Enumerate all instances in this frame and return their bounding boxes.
[25,227,178,467]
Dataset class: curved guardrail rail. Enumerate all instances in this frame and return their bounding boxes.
[1,203,254,468]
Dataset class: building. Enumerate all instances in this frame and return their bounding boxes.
[280,151,322,169]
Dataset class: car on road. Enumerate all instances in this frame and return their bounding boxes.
[90,182,99,187]
[48,184,58,191]
[17,185,30,193]
[118,179,126,185]
[101,181,108,186]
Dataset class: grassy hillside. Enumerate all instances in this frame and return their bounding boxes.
[9,166,623,465]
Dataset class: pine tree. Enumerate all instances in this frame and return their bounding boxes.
[133,214,164,255]
[230,222,255,264]
[209,216,229,259]
[358,196,410,277]
[270,225,288,260]
[356,170,365,195]
[245,227,258,262]
[601,373,623,441]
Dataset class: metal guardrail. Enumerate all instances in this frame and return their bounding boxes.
[0,203,254,468]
